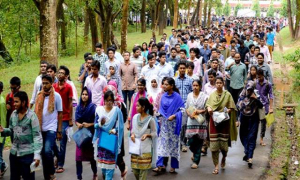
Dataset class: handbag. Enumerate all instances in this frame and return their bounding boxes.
[187,106,205,124]
[258,107,266,120]
[72,128,92,148]
[98,130,118,154]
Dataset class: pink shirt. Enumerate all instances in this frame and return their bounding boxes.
[84,75,107,104]
[260,45,271,63]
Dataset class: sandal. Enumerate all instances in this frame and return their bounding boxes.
[169,168,176,173]
[191,163,198,169]
[54,159,58,169]
[56,167,65,173]
[212,168,219,174]
[260,142,266,146]
[152,166,165,173]
[221,158,226,169]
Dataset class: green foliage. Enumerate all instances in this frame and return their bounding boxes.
[252,0,261,17]
[267,1,275,17]
[280,0,297,17]
[234,3,243,16]
[284,48,300,88]
[215,6,223,16]
[223,0,231,16]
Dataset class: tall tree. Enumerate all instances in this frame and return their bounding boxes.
[207,0,212,27]
[57,0,66,50]
[234,3,242,16]
[187,0,192,25]
[33,0,58,66]
[158,0,165,35]
[191,0,200,25]
[121,0,129,53]
[0,38,13,63]
[287,0,300,38]
[88,7,98,52]
[252,0,261,17]
[141,0,146,33]
[203,0,207,26]
[199,0,203,25]
[173,0,179,28]
[266,1,275,17]
[223,0,231,17]
[83,2,90,43]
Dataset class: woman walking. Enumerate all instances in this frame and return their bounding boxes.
[94,91,124,180]
[75,87,97,180]
[130,98,157,180]
[237,81,263,168]
[154,77,184,173]
[206,77,238,174]
[185,80,208,169]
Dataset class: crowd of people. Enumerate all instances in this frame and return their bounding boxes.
[0,16,277,180]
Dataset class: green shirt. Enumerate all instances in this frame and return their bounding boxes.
[229,63,247,89]
[1,109,42,160]
[0,95,6,142]
[180,44,190,58]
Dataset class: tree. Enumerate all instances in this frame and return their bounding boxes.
[252,0,261,17]
[158,0,165,35]
[0,38,13,63]
[207,0,212,27]
[266,1,275,17]
[187,0,192,25]
[141,0,146,33]
[173,0,179,28]
[33,0,58,66]
[287,0,300,39]
[215,6,223,16]
[223,0,231,17]
[121,0,129,53]
[234,3,242,16]
[57,0,66,50]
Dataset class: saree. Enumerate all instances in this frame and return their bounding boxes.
[93,106,124,169]
[157,92,184,161]
[131,114,157,170]
[205,90,237,152]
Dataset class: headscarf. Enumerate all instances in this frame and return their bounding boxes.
[237,80,258,116]
[147,76,161,102]
[99,81,123,107]
[35,86,55,130]
[75,87,96,124]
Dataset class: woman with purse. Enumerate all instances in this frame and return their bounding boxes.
[130,97,157,180]
[206,77,238,175]
[75,87,97,180]
[237,81,263,168]
[94,91,124,180]
[185,80,208,169]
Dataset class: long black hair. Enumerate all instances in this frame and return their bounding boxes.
[165,77,180,94]
[138,97,154,116]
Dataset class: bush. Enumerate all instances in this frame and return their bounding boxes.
[284,48,300,89]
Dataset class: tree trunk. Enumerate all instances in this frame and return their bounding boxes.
[84,1,90,43]
[207,0,212,27]
[187,0,192,25]
[164,0,168,28]
[173,0,178,28]
[57,0,66,50]
[158,0,165,35]
[0,38,13,63]
[121,0,129,53]
[199,0,202,26]
[141,0,146,33]
[169,0,174,26]
[38,0,58,66]
[294,0,300,38]
[203,0,207,26]
[191,0,200,25]
[89,10,98,52]
[287,0,295,38]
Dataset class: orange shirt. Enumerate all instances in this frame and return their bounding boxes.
[225,35,232,46]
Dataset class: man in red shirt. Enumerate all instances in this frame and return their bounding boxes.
[53,66,73,173]
[6,77,21,127]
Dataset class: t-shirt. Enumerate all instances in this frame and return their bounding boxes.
[42,92,63,132]
[266,32,275,46]
[53,83,73,121]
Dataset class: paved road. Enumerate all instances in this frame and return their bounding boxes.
[2,127,271,180]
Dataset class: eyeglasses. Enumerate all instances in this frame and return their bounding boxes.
[58,72,65,75]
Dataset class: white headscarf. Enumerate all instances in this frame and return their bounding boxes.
[147,76,161,102]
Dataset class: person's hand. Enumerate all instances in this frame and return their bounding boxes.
[236,121,240,127]
[269,108,274,114]
[84,63,88,71]
[168,115,175,121]
[126,122,130,130]
[131,134,135,143]
[250,93,257,99]
[101,117,106,126]
[82,122,89,128]
[69,121,73,127]
[207,107,213,116]
[141,134,148,141]
[6,104,11,111]
[0,125,4,133]
[227,108,231,114]
[34,159,40,167]
[56,132,62,140]
[77,123,83,129]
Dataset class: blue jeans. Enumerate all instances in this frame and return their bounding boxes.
[0,138,7,172]
[42,131,56,179]
[10,153,35,180]
[57,121,69,168]
[102,168,114,180]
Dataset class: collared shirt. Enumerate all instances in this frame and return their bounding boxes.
[78,63,90,85]
[175,75,193,102]
[203,82,217,96]
[30,75,43,105]
[260,45,271,63]
[245,52,257,71]
[188,58,202,77]
[53,82,73,121]
[256,79,274,109]
[229,62,247,89]
[130,55,144,76]
[2,109,42,160]
[93,52,108,76]
[199,46,211,63]
[170,36,178,48]
[244,40,254,48]
[115,52,124,63]
[140,64,157,90]
[206,59,225,74]
[225,35,232,45]
[42,92,62,132]
[156,62,174,83]
[256,63,273,84]
[84,75,107,105]
[120,61,138,91]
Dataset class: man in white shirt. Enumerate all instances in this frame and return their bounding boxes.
[130,47,144,76]
[156,51,174,83]
[105,48,121,77]
[140,54,157,90]
[30,61,49,109]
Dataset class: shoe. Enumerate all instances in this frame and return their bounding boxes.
[248,159,253,168]
[243,155,248,162]
[191,163,198,169]
[182,146,188,152]
[0,164,8,177]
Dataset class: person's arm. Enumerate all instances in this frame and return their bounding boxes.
[78,67,87,82]
[68,86,73,126]
[30,77,39,108]
[31,113,43,162]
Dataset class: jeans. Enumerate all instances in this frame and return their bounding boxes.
[76,160,97,179]
[0,138,7,172]
[122,90,135,108]
[101,168,115,180]
[10,153,35,180]
[57,121,69,168]
[41,131,57,180]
